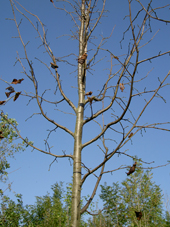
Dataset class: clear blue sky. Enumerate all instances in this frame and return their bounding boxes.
[0,0,170,214]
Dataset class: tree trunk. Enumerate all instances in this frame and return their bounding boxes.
[71,1,86,226]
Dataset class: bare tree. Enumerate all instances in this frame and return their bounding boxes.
[1,0,170,226]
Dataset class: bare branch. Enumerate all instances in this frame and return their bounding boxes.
[136,1,170,23]
[0,112,73,160]
[138,50,170,64]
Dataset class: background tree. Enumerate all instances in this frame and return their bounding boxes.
[0,114,26,193]
[90,163,165,226]
[164,211,170,227]
[1,1,170,226]
[0,182,88,227]
[164,194,170,227]
[0,193,24,227]
[0,172,168,226]
[21,182,67,226]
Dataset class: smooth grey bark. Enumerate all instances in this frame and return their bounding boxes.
[71,1,86,226]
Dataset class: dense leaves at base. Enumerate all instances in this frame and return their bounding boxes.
[0,182,87,227]
[0,165,170,226]
[87,164,170,227]
[165,211,170,227]
[0,183,67,226]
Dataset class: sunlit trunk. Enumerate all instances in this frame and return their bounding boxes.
[71,1,86,226]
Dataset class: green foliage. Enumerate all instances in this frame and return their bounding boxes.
[87,212,110,227]
[88,163,165,226]
[0,182,67,226]
[63,182,72,224]
[0,114,26,183]
[0,181,89,227]
[164,211,170,227]
[0,194,24,226]
[121,165,164,226]
[99,182,127,226]
[22,182,67,226]
[0,176,169,226]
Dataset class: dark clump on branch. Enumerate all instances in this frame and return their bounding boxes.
[11,78,24,84]
[13,92,21,101]
[135,211,142,220]
[78,53,87,64]
[0,101,6,105]
[6,86,14,92]
[50,62,59,69]
[119,83,125,92]
[5,91,14,98]
[126,162,137,176]
[5,86,15,98]
[128,132,133,138]
[85,91,93,96]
